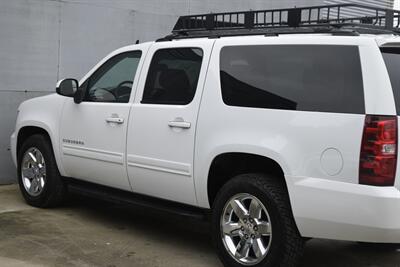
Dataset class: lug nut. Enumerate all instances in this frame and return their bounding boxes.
[251,234,255,239]
[249,218,254,223]
[254,226,258,231]
[241,226,245,231]
[243,219,247,223]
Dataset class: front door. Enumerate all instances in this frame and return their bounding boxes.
[60,49,144,190]
[126,40,214,205]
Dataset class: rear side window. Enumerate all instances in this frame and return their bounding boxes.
[381,47,400,115]
[220,45,365,114]
[142,48,203,105]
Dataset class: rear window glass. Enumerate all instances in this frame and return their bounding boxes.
[220,45,365,114]
[142,48,203,105]
[381,47,400,115]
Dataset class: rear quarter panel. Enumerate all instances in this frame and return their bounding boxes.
[194,36,396,227]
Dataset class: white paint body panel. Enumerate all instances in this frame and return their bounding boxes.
[11,94,68,176]
[194,35,400,242]
[126,39,215,205]
[10,35,400,243]
[60,101,132,190]
[59,43,150,190]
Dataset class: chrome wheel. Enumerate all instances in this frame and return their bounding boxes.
[21,147,46,197]
[221,193,272,266]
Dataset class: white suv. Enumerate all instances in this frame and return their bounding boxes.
[10,4,400,267]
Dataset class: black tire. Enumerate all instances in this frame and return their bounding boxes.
[212,173,304,267]
[17,134,67,208]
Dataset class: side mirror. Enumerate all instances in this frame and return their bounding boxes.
[73,86,84,104]
[56,79,78,97]
[56,78,84,104]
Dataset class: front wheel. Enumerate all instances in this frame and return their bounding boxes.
[212,173,304,267]
[17,134,67,208]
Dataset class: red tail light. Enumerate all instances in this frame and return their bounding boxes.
[359,115,398,186]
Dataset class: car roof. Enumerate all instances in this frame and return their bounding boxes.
[116,32,400,54]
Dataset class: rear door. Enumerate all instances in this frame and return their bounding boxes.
[126,39,214,205]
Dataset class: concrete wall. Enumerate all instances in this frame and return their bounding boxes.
[0,0,344,184]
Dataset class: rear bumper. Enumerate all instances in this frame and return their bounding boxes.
[289,176,400,243]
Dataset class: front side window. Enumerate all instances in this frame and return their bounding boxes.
[83,51,142,103]
[220,45,365,114]
[142,48,203,105]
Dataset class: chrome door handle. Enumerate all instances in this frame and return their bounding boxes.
[106,117,124,124]
[168,120,191,129]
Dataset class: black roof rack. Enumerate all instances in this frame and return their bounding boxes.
[157,3,400,41]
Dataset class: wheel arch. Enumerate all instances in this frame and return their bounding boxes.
[206,152,289,207]
[17,126,52,155]
[16,123,64,176]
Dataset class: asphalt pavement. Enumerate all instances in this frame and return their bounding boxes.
[0,184,399,267]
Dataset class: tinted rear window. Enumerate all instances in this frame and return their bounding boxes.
[142,48,203,105]
[220,45,365,114]
[381,47,400,115]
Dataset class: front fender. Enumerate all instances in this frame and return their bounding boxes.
[13,94,66,176]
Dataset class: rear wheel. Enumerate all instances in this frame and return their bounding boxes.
[18,134,66,208]
[212,173,304,267]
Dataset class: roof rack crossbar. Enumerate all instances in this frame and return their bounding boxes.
[386,9,394,29]
[173,4,400,33]
[162,3,400,41]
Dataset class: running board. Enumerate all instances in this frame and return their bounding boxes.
[66,178,209,221]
